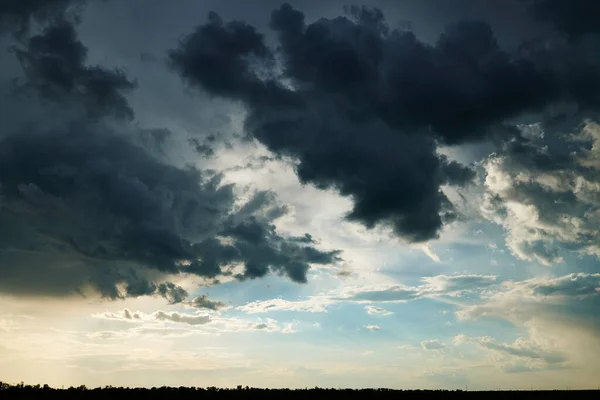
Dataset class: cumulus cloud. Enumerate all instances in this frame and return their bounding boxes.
[365,325,380,331]
[481,121,600,265]
[421,339,446,350]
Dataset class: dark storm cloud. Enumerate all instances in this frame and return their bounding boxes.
[0,122,339,297]
[268,5,558,143]
[529,0,600,37]
[167,11,271,99]
[168,3,600,242]
[0,0,82,38]
[190,199,343,283]
[169,5,478,242]
[11,20,137,120]
[0,9,340,300]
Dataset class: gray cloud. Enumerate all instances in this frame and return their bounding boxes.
[341,286,420,303]
[156,283,189,304]
[187,294,227,311]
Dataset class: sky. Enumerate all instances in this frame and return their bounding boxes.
[0,0,600,391]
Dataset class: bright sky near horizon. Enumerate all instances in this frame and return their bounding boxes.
[1,0,600,391]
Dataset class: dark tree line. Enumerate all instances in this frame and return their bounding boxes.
[0,381,598,400]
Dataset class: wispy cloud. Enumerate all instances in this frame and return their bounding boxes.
[235,274,498,314]
[364,306,393,316]
[91,309,296,334]
[454,335,566,373]
[421,340,446,350]
[236,297,331,314]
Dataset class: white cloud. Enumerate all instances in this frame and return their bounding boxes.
[364,306,393,316]
[419,274,497,296]
[365,325,381,331]
[421,243,441,263]
[236,297,331,314]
